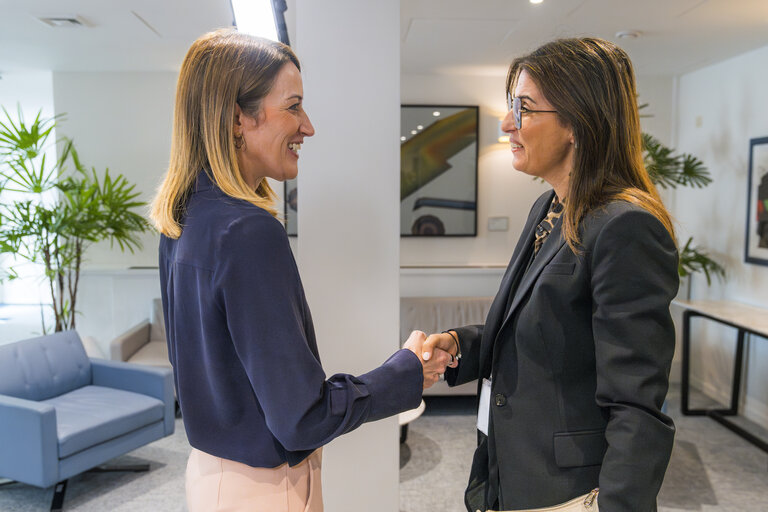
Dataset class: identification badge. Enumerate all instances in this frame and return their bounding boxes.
[477,378,492,435]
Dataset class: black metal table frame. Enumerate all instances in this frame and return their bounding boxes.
[681,309,768,453]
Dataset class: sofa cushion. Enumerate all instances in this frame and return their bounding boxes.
[0,331,91,401]
[149,298,166,342]
[128,341,171,368]
[43,385,164,458]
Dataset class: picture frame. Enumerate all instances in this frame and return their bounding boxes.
[745,136,768,265]
[400,104,478,237]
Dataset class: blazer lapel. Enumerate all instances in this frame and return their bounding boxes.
[478,191,554,376]
[500,215,566,332]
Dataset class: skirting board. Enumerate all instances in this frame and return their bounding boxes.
[689,373,768,429]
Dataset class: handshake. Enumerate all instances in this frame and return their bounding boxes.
[402,330,460,389]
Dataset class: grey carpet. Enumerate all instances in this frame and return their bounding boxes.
[398,387,768,512]
[2,386,768,511]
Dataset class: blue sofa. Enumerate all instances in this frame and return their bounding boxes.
[0,330,174,508]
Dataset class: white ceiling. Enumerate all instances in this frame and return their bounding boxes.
[401,0,768,76]
[0,0,234,72]
[1,0,768,77]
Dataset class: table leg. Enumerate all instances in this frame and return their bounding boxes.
[681,310,697,415]
[725,329,746,415]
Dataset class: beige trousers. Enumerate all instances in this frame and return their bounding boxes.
[186,448,323,512]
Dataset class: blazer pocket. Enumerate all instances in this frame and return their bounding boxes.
[541,263,576,275]
[553,429,607,468]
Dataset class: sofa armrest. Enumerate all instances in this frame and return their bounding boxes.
[90,359,175,435]
[0,395,59,488]
[110,320,151,361]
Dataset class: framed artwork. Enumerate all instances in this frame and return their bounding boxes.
[284,177,297,236]
[745,136,768,265]
[400,105,478,236]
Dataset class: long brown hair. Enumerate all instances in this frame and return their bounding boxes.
[506,37,675,252]
[150,28,300,238]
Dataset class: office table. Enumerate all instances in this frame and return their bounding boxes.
[675,299,768,452]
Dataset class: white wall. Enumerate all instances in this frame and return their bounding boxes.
[673,43,768,425]
[0,70,57,305]
[52,71,176,268]
[636,74,676,147]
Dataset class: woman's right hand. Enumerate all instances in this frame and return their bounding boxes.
[403,330,457,389]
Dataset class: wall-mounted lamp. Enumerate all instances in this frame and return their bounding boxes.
[498,120,509,144]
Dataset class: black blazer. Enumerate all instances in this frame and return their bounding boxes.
[447,190,678,512]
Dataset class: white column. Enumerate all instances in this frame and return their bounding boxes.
[295,1,401,511]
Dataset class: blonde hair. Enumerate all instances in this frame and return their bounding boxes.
[151,28,300,238]
[507,38,675,252]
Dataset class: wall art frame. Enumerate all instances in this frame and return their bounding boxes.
[745,136,768,266]
[400,104,478,237]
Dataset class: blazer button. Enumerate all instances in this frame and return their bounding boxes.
[494,394,506,406]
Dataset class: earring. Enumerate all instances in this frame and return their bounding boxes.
[234,133,245,150]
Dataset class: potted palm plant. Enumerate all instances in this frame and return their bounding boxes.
[642,132,725,296]
[0,106,151,332]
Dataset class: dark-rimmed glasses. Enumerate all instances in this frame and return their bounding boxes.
[507,93,558,129]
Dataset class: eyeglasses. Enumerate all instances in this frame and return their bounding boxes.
[507,93,558,129]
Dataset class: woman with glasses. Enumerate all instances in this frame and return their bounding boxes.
[422,37,678,511]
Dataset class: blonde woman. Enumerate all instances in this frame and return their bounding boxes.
[151,29,454,512]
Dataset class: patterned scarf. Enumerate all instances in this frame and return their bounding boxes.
[533,196,564,255]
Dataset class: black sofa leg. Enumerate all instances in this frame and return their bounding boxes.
[88,464,150,474]
[49,464,149,511]
[50,480,67,512]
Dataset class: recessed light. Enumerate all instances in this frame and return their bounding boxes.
[417,125,423,130]
[411,130,417,135]
[432,111,440,117]
[37,15,88,28]
[615,30,641,39]
[400,136,406,141]
[530,0,544,4]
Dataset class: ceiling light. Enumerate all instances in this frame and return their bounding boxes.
[231,0,279,41]
[400,136,406,141]
[411,130,417,135]
[530,0,544,4]
[432,111,441,117]
[615,30,641,39]
[417,125,423,130]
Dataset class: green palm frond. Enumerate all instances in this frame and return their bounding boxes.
[643,133,712,190]
[678,237,726,285]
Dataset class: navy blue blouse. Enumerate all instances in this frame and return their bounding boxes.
[159,171,423,467]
